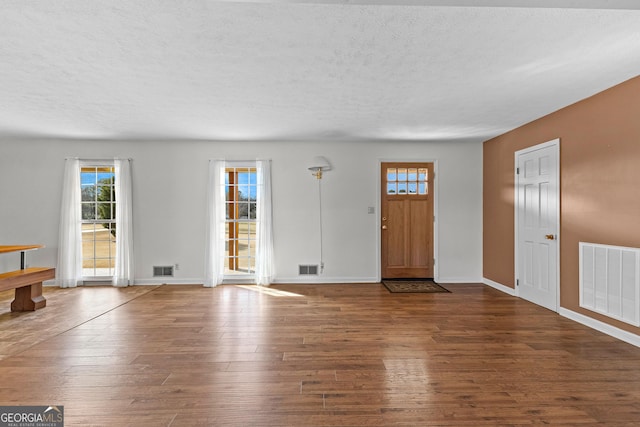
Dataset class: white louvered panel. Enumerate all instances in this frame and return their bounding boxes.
[579,242,640,327]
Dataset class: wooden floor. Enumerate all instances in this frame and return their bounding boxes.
[1,283,640,426]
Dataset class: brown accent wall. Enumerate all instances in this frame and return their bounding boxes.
[483,74,640,334]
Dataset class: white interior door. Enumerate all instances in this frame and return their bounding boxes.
[516,140,559,311]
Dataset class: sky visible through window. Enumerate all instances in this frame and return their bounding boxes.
[81,172,114,185]
[226,171,257,199]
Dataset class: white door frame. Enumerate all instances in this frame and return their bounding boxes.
[377,158,439,282]
[514,139,560,312]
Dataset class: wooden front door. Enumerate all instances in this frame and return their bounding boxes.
[381,162,434,279]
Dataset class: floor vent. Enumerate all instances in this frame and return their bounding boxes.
[299,265,319,275]
[580,242,640,327]
[153,266,174,277]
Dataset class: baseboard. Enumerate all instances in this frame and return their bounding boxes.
[482,277,516,296]
[134,278,204,285]
[559,308,640,348]
[436,277,483,284]
[271,277,379,284]
[273,277,482,285]
[50,277,382,286]
[136,277,381,285]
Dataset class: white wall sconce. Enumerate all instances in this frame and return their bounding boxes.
[308,156,332,179]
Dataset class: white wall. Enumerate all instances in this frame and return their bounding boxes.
[0,139,482,283]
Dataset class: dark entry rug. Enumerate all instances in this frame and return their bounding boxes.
[382,280,450,293]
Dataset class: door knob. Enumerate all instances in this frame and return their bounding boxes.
[545,234,556,240]
[382,225,388,230]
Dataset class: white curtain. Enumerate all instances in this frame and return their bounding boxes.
[57,159,83,288]
[255,160,275,286]
[204,160,226,287]
[113,159,134,286]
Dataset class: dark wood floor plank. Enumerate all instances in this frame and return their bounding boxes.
[1,283,640,425]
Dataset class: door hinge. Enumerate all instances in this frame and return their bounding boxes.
[516,167,520,175]
[516,279,519,286]
[433,258,436,266]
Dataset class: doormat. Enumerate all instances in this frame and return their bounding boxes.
[382,280,450,293]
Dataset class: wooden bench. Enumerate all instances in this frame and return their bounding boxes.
[0,267,55,311]
[0,245,54,312]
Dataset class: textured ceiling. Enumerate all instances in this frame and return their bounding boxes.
[1,0,640,142]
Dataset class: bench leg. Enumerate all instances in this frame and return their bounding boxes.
[11,282,47,311]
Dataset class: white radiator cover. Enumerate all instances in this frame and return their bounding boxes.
[580,242,640,327]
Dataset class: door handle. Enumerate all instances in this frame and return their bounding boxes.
[545,234,556,240]
[382,225,388,230]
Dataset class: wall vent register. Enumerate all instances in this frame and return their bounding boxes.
[580,242,640,327]
[153,266,174,277]
[299,265,319,275]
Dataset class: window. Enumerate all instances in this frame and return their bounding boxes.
[386,167,428,195]
[205,159,273,287]
[80,164,116,278]
[225,166,257,275]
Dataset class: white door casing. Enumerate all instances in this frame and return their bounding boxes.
[515,139,560,312]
